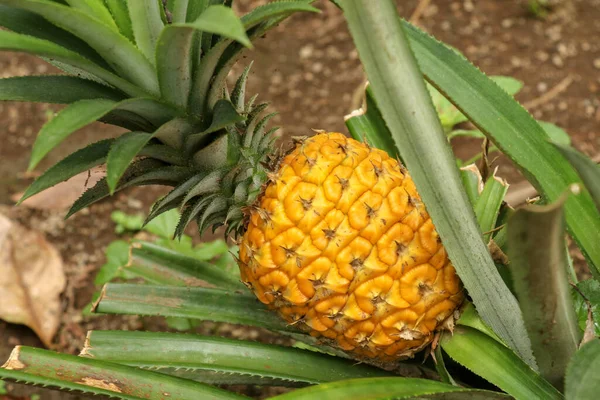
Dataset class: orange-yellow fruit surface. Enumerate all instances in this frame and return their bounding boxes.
[239,133,463,360]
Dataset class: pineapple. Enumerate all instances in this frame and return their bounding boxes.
[239,133,463,360]
[1,0,463,360]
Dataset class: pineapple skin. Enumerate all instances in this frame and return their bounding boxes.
[239,133,463,360]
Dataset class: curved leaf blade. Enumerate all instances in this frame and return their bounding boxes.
[190,5,251,47]
[554,144,600,212]
[342,0,536,367]
[106,132,156,194]
[20,139,114,203]
[65,0,118,30]
[129,241,243,290]
[565,340,600,400]
[128,0,164,64]
[0,346,246,400]
[0,4,110,68]
[105,0,135,41]
[94,283,290,332]
[29,99,117,170]
[0,29,147,97]
[441,327,563,400]
[270,377,510,400]
[0,75,126,103]
[402,20,600,278]
[82,331,390,385]
[0,0,159,95]
[508,194,581,389]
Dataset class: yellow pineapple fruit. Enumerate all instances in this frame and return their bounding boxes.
[239,133,463,360]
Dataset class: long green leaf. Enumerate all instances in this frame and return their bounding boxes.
[20,139,114,203]
[106,132,156,194]
[474,174,508,242]
[128,0,164,64]
[156,5,251,109]
[402,20,600,278]
[65,0,118,29]
[0,29,146,97]
[29,97,178,170]
[0,0,159,95]
[104,0,135,41]
[94,283,290,332]
[0,75,125,103]
[82,331,389,386]
[129,241,243,290]
[29,99,117,170]
[508,194,581,389]
[0,4,110,68]
[554,144,600,212]
[270,377,510,400]
[0,346,246,400]
[565,340,600,400]
[441,327,563,400]
[342,0,535,367]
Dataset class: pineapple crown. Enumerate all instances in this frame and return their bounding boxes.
[0,0,318,237]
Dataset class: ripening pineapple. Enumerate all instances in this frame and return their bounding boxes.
[1,0,463,360]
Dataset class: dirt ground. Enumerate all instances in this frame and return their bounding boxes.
[1,0,599,398]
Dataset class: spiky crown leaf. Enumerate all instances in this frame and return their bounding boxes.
[0,0,317,236]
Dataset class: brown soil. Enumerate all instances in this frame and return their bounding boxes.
[1,0,599,398]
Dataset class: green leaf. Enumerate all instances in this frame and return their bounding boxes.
[491,76,524,96]
[403,20,600,279]
[106,132,156,194]
[94,283,290,332]
[456,302,503,343]
[554,144,600,212]
[0,29,147,97]
[104,0,135,41]
[66,161,192,218]
[19,139,113,203]
[508,193,581,389]
[0,346,246,400]
[128,0,164,64]
[474,174,508,242]
[240,2,319,31]
[189,5,251,47]
[343,0,536,367]
[0,0,159,95]
[29,99,117,170]
[0,4,111,68]
[441,327,563,400]
[573,279,600,337]
[126,241,243,290]
[156,26,194,108]
[94,240,130,285]
[433,346,457,386]
[459,164,483,206]
[65,0,118,30]
[0,75,126,103]
[539,121,571,145]
[82,331,390,386]
[345,85,399,159]
[186,99,246,156]
[565,339,600,400]
[270,377,510,400]
[428,75,521,132]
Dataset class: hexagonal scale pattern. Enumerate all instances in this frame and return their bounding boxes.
[239,133,463,360]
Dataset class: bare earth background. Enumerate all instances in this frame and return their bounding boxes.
[1,0,599,398]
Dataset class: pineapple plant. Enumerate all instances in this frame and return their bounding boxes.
[0,0,464,362]
[1,0,600,399]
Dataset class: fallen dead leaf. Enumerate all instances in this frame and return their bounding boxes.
[11,168,104,211]
[0,213,66,347]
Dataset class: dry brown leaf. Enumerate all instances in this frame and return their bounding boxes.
[0,214,65,347]
[11,168,104,211]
